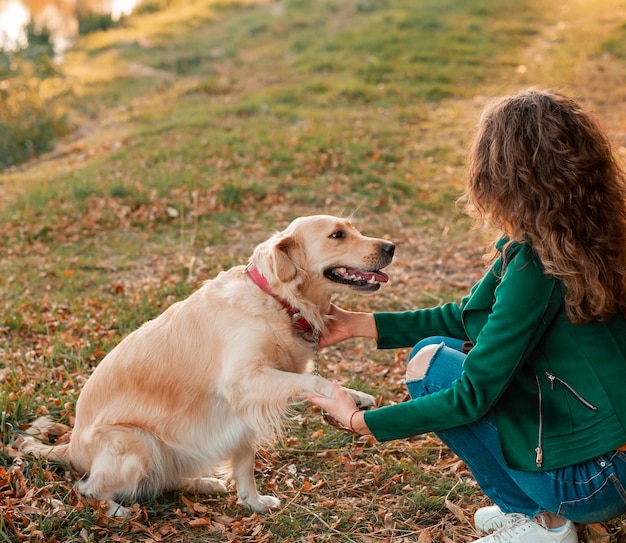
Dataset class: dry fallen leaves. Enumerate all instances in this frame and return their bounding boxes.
[1,194,625,541]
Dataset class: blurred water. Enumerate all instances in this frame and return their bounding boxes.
[0,0,30,51]
[0,0,140,57]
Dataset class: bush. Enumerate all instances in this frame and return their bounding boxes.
[0,79,70,170]
[0,25,70,170]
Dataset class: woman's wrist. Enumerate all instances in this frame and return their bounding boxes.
[348,409,371,435]
[350,312,378,340]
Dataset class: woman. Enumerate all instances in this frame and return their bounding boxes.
[310,89,626,543]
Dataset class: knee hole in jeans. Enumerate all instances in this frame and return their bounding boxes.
[406,344,439,381]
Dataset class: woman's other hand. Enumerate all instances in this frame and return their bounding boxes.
[319,305,377,347]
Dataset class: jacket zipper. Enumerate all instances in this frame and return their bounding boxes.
[535,372,598,468]
[535,375,543,468]
[544,372,598,411]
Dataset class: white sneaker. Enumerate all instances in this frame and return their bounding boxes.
[474,515,578,543]
[474,505,529,533]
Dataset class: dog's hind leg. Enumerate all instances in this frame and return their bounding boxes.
[230,442,280,513]
[75,427,154,518]
[77,452,147,518]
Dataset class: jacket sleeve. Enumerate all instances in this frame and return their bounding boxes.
[373,278,487,349]
[373,303,469,350]
[365,244,561,441]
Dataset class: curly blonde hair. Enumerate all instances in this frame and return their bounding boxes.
[464,89,626,323]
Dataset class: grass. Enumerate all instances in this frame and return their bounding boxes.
[2,0,626,541]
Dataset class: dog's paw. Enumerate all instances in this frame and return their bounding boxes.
[347,389,376,410]
[102,499,135,519]
[257,495,281,512]
[241,494,281,513]
[183,477,228,496]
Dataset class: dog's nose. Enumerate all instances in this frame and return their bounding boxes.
[381,242,395,258]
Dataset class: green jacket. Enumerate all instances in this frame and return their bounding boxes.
[365,239,626,471]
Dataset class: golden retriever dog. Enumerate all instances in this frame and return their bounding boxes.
[21,215,394,517]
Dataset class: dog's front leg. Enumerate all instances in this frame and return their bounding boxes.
[230,442,281,513]
[224,368,336,426]
[234,367,373,406]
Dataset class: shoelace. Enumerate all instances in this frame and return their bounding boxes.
[485,512,530,532]
[487,516,541,543]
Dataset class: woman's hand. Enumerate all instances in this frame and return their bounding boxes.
[319,305,377,348]
[308,381,372,435]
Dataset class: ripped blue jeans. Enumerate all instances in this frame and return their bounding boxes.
[406,336,626,523]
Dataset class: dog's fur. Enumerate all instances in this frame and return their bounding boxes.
[21,215,394,517]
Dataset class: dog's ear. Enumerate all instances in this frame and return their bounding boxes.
[271,235,299,283]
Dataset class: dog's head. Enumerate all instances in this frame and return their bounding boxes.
[251,215,394,308]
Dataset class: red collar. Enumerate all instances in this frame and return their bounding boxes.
[246,263,313,333]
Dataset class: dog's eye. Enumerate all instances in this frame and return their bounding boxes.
[330,230,345,239]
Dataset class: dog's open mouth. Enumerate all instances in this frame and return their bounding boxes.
[324,267,389,292]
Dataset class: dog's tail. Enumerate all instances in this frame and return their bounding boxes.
[20,435,70,462]
[18,416,71,463]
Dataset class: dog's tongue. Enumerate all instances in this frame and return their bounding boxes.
[347,268,389,283]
